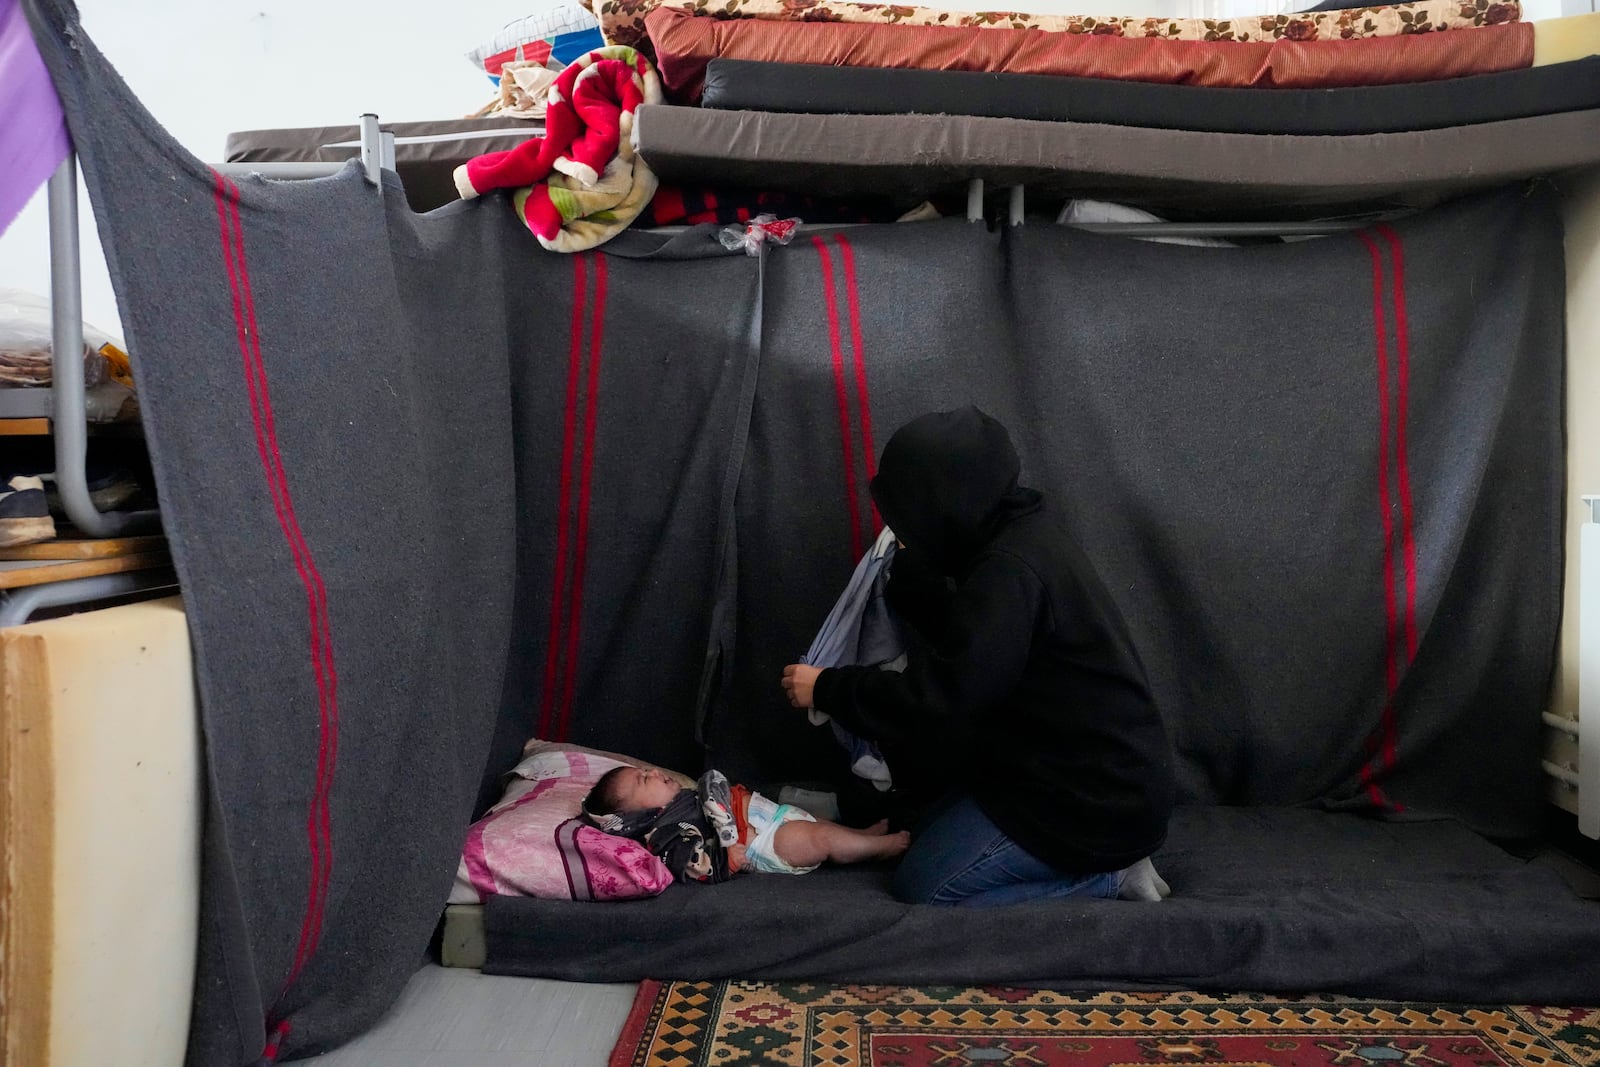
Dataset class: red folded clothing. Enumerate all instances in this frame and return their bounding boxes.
[645,6,1535,102]
[643,185,903,226]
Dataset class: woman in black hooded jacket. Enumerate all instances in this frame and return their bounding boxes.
[782,407,1175,907]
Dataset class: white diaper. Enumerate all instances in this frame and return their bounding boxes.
[742,791,818,875]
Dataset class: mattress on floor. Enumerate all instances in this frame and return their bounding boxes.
[479,806,1600,1003]
[633,105,1600,218]
[700,57,1600,136]
[440,905,486,969]
[223,118,542,212]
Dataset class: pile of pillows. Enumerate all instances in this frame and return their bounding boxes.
[449,740,690,903]
[465,4,605,87]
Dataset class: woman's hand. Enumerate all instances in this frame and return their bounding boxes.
[781,664,821,709]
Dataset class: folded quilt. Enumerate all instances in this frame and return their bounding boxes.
[645,7,1535,102]
[594,0,1519,62]
[454,46,662,252]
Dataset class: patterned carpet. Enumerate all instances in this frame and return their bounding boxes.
[608,982,1600,1067]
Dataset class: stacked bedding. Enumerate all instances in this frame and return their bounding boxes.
[581,0,1600,215]
[645,5,1537,101]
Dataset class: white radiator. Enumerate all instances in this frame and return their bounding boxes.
[1551,169,1600,836]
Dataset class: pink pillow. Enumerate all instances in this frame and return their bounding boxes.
[449,742,677,902]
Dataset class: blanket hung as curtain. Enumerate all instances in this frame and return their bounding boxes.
[22,0,1597,1063]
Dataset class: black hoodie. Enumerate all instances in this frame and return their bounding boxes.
[813,407,1174,874]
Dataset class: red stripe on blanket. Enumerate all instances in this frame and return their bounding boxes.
[814,236,865,561]
[262,1020,290,1062]
[1377,223,1416,791]
[1356,230,1400,813]
[212,175,325,990]
[557,253,608,741]
[1376,220,1414,796]
[214,177,345,1043]
[835,234,882,535]
[212,173,342,1029]
[541,255,588,740]
[228,181,343,1002]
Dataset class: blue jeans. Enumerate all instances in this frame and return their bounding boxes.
[891,795,1124,907]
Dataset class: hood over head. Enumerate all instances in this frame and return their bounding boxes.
[869,407,1042,573]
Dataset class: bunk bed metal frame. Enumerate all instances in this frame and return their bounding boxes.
[0,568,178,628]
[41,154,158,538]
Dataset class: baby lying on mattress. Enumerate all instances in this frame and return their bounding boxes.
[582,766,908,883]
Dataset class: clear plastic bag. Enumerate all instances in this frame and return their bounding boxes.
[717,214,802,256]
[84,381,139,423]
[0,288,118,388]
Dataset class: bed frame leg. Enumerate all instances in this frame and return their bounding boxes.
[1008,186,1024,227]
[0,570,177,628]
[1580,495,1600,837]
[966,179,984,224]
[47,156,160,537]
[360,113,383,185]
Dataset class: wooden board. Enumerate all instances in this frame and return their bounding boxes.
[0,536,167,562]
[0,553,170,591]
[0,418,50,436]
[0,417,144,438]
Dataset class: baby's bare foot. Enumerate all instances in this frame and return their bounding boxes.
[884,831,911,857]
[867,819,892,836]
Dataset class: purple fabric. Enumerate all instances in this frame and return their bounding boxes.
[0,0,69,236]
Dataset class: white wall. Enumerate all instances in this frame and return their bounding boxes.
[0,0,528,335]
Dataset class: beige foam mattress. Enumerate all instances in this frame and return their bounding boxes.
[2,598,200,1067]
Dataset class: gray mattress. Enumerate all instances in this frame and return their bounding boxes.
[634,105,1600,218]
[481,807,1600,1003]
[224,118,542,212]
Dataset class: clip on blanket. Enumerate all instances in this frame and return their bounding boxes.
[719,214,801,255]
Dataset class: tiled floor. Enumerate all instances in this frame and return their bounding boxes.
[302,965,637,1067]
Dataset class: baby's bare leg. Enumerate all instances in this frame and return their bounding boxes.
[772,819,911,868]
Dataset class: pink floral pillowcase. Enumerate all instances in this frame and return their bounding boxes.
[449,741,687,903]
